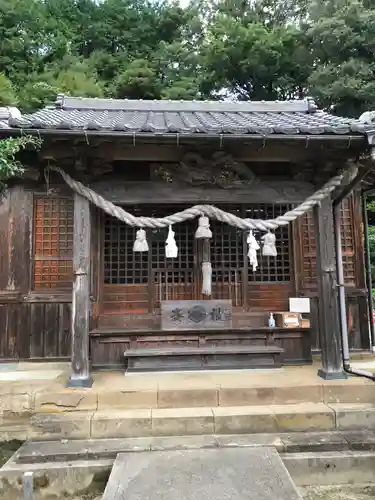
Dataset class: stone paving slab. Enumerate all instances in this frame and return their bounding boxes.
[102,448,302,500]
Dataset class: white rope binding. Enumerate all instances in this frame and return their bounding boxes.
[48,166,345,232]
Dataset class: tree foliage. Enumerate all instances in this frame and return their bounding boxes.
[0,136,42,192]
[0,0,373,117]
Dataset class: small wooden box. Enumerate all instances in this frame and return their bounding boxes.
[274,312,301,328]
[301,317,310,328]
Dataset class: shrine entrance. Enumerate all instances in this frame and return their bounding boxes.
[101,203,292,316]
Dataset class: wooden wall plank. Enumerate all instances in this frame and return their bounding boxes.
[44,304,59,357]
[9,187,32,293]
[29,304,45,358]
[0,192,10,290]
[58,303,71,357]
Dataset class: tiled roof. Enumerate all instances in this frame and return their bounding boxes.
[0,107,21,129]
[7,96,372,136]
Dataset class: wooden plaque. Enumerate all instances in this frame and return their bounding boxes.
[161,300,232,331]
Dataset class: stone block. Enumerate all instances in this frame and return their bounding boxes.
[158,388,218,409]
[151,435,218,451]
[274,403,335,432]
[28,411,93,440]
[152,407,214,436]
[219,387,274,406]
[98,390,157,410]
[91,409,152,439]
[323,384,375,404]
[280,431,348,452]
[332,403,375,430]
[341,430,375,451]
[0,393,33,415]
[34,390,98,412]
[216,433,284,450]
[273,385,323,405]
[0,459,112,500]
[213,406,277,434]
[282,450,375,486]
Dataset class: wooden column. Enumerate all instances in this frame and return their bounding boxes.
[68,193,93,388]
[314,196,346,379]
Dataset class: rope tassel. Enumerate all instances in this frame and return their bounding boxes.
[165,225,178,258]
[262,231,277,257]
[133,228,149,252]
[195,216,212,238]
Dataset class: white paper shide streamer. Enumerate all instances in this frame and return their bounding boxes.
[247,230,260,271]
[201,262,212,296]
[165,225,178,258]
[133,228,149,252]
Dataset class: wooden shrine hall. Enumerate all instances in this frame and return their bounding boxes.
[1,96,375,387]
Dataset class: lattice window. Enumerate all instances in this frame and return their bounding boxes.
[300,210,317,289]
[104,210,148,285]
[211,206,244,273]
[340,198,356,285]
[299,198,357,289]
[244,204,292,282]
[33,196,74,289]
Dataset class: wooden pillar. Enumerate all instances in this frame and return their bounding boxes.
[314,196,346,379]
[68,193,93,388]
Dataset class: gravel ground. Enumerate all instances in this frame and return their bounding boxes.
[300,485,375,500]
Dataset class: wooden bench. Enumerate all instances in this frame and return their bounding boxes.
[124,344,284,371]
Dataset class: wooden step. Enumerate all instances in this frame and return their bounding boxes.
[124,344,284,372]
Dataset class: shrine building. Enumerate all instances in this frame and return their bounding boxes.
[1,96,375,386]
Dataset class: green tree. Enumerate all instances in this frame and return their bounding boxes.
[112,59,161,99]
[307,0,375,116]
[0,72,17,105]
[0,136,42,192]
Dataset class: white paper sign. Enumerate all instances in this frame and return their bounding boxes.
[289,297,310,314]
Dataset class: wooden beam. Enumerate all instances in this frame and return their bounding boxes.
[40,143,349,164]
[314,196,346,379]
[68,193,93,388]
[89,180,316,205]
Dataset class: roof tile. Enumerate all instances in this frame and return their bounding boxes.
[7,97,372,136]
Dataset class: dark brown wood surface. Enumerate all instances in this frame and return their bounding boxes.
[314,196,345,379]
[0,145,370,364]
[68,193,92,387]
[89,180,315,205]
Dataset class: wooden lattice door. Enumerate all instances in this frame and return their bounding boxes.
[103,206,199,314]
[102,203,293,315]
[102,205,248,314]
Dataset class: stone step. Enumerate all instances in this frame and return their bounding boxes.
[283,450,375,486]
[30,379,375,414]
[3,438,375,499]
[14,402,375,441]
[9,430,375,465]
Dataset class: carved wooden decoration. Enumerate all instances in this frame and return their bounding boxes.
[161,300,233,331]
[154,151,258,188]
